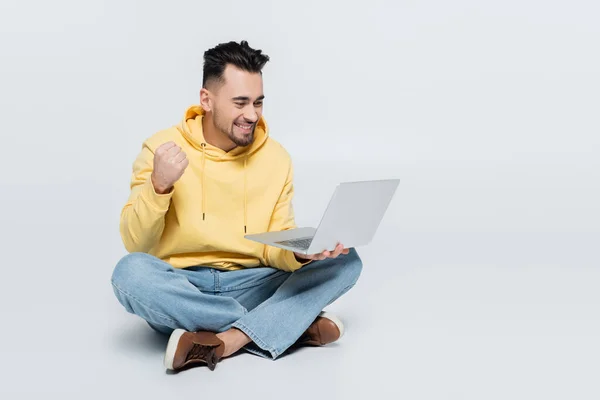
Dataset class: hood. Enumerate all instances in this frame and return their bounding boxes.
[176,105,270,234]
[177,105,269,160]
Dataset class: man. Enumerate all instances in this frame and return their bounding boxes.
[111,40,362,372]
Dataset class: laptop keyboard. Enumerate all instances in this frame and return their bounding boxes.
[276,237,313,250]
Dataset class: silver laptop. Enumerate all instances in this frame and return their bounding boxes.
[244,179,400,255]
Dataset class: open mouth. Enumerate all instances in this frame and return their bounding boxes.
[234,122,254,133]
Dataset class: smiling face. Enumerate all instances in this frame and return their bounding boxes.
[201,64,265,148]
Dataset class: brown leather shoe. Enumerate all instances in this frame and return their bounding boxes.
[163,329,225,371]
[296,311,345,346]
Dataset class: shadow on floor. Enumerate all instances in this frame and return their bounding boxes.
[111,321,170,356]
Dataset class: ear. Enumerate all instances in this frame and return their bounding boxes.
[200,88,212,112]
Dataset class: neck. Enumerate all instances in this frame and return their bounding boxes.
[202,114,237,152]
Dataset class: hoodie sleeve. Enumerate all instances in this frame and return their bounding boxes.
[263,163,311,272]
[119,143,173,253]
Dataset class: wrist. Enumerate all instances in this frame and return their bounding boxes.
[294,252,308,261]
[155,186,172,195]
[151,174,171,194]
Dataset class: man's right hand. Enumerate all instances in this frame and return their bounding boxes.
[151,141,189,194]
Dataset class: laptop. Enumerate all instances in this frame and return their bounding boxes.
[244,179,400,255]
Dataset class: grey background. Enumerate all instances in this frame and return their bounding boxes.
[1,0,598,398]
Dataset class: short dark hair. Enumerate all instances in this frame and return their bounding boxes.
[202,40,270,88]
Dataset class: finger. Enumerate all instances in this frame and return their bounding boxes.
[166,145,182,158]
[173,151,187,164]
[336,244,350,255]
[180,158,189,170]
[328,244,341,258]
[157,141,176,153]
[165,149,182,164]
[333,243,344,257]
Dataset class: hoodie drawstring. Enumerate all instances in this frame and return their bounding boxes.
[201,143,206,221]
[200,142,248,234]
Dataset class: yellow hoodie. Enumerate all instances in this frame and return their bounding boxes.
[119,105,307,272]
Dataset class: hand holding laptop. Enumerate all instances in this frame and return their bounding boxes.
[294,243,350,261]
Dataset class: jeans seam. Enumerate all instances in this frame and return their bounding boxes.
[232,321,279,359]
[214,272,220,292]
[111,281,177,325]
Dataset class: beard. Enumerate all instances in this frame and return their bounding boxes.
[213,108,256,147]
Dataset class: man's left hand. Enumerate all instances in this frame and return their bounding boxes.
[294,243,350,261]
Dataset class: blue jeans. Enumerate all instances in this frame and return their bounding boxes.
[110,249,362,359]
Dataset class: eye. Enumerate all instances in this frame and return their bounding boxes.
[234,102,245,108]
[254,102,263,107]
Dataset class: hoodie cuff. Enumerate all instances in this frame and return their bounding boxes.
[140,179,173,212]
[284,249,312,272]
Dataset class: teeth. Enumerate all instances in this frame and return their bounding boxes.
[236,123,252,129]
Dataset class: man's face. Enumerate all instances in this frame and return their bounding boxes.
[209,65,265,147]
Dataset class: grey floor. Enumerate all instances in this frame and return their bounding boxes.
[2,159,598,399]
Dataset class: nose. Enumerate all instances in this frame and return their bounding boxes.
[243,106,259,123]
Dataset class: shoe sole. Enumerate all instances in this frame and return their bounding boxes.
[164,328,186,370]
[319,311,345,339]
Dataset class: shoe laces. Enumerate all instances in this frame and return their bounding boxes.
[186,343,219,369]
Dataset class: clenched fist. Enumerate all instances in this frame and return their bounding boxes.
[151,141,189,194]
